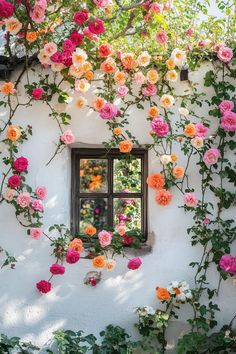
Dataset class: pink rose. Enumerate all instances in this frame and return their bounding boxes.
[61,51,72,67]
[186,28,194,36]
[195,123,209,138]
[219,100,234,114]
[217,46,233,63]
[51,52,63,63]
[156,30,168,45]
[117,86,129,97]
[66,249,80,264]
[184,192,198,208]
[127,257,142,270]
[203,148,221,165]
[134,71,146,85]
[142,83,157,97]
[36,280,52,294]
[17,192,31,208]
[219,255,236,275]
[93,0,112,7]
[0,0,14,18]
[62,39,75,53]
[32,199,44,212]
[99,102,118,119]
[220,111,236,131]
[60,129,75,144]
[44,42,57,56]
[32,87,44,100]
[8,174,21,188]
[50,263,65,275]
[70,30,83,45]
[73,9,88,24]
[30,227,42,239]
[98,230,113,247]
[31,5,45,23]
[151,117,169,136]
[13,156,28,172]
[150,2,163,13]
[35,186,47,200]
[203,218,210,225]
[88,19,105,35]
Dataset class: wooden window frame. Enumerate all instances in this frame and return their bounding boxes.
[71,148,148,241]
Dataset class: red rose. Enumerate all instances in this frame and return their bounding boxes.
[69,30,83,45]
[66,249,80,264]
[98,44,113,58]
[0,0,14,18]
[13,156,28,172]
[73,9,89,25]
[8,174,21,188]
[127,257,142,270]
[36,280,52,294]
[32,87,44,100]
[50,264,65,275]
[122,235,134,245]
[88,19,105,35]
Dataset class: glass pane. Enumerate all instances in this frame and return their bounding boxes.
[80,159,108,193]
[79,198,108,232]
[113,158,142,193]
[113,198,141,232]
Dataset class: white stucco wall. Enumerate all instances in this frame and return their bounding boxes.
[0,62,235,352]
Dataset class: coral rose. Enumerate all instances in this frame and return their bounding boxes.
[1,82,15,95]
[121,53,136,70]
[30,228,42,240]
[156,287,170,301]
[92,97,105,111]
[36,280,52,294]
[173,166,184,179]
[100,58,116,74]
[92,255,105,268]
[147,173,165,190]
[84,225,97,236]
[119,140,133,153]
[155,189,172,206]
[98,43,113,57]
[69,238,83,253]
[7,125,21,141]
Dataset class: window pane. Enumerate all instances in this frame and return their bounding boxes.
[113,198,141,232]
[80,159,108,193]
[79,198,108,232]
[113,158,142,193]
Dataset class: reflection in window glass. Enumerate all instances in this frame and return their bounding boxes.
[80,198,108,232]
[113,158,141,193]
[113,198,141,232]
[80,159,108,193]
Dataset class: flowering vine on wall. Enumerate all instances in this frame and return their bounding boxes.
[0,0,236,351]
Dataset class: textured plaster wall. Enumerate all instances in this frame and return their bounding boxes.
[0,62,235,352]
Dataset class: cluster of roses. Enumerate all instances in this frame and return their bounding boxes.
[156,281,192,303]
[219,100,236,132]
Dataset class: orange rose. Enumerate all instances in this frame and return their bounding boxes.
[1,82,15,95]
[121,53,136,70]
[119,140,133,153]
[147,173,165,190]
[85,71,94,80]
[156,287,171,301]
[148,106,160,118]
[173,166,184,179]
[155,189,172,206]
[171,153,177,162]
[26,31,38,43]
[6,125,21,141]
[92,97,105,111]
[84,225,97,236]
[113,127,122,136]
[69,238,83,253]
[92,255,105,268]
[100,58,116,74]
[184,123,195,137]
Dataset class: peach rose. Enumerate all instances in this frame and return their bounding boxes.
[85,71,94,80]
[166,58,175,70]
[92,255,105,268]
[5,17,22,34]
[72,48,88,66]
[173,166,184,179]
[84,225,97,236]
[121,53,136,69]
[113,127,122,135]
[191,137,203,149]
[146,69,159,84]
[137,51,151,67]
[75,96,87,109]
[92,97,105,111]
[2,187,16,201]
[75,79,90,93]
[114,71,126,86]
[69,238,83,253]
[116,224,126,236]
[83,61,92,72]
[166,70,178,82]
[155,189,172,206]
[69,64,84,78]
[1,82,15,95]
[148,106,160,118]
[184,123,195,137]
[26,31,38,43]
[104,259,116,271]
[160,94,175,109]
[119,140,133,153]
[100,58,116,74]
[7,125,21,141]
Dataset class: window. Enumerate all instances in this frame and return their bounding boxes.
[71,148,148,241]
